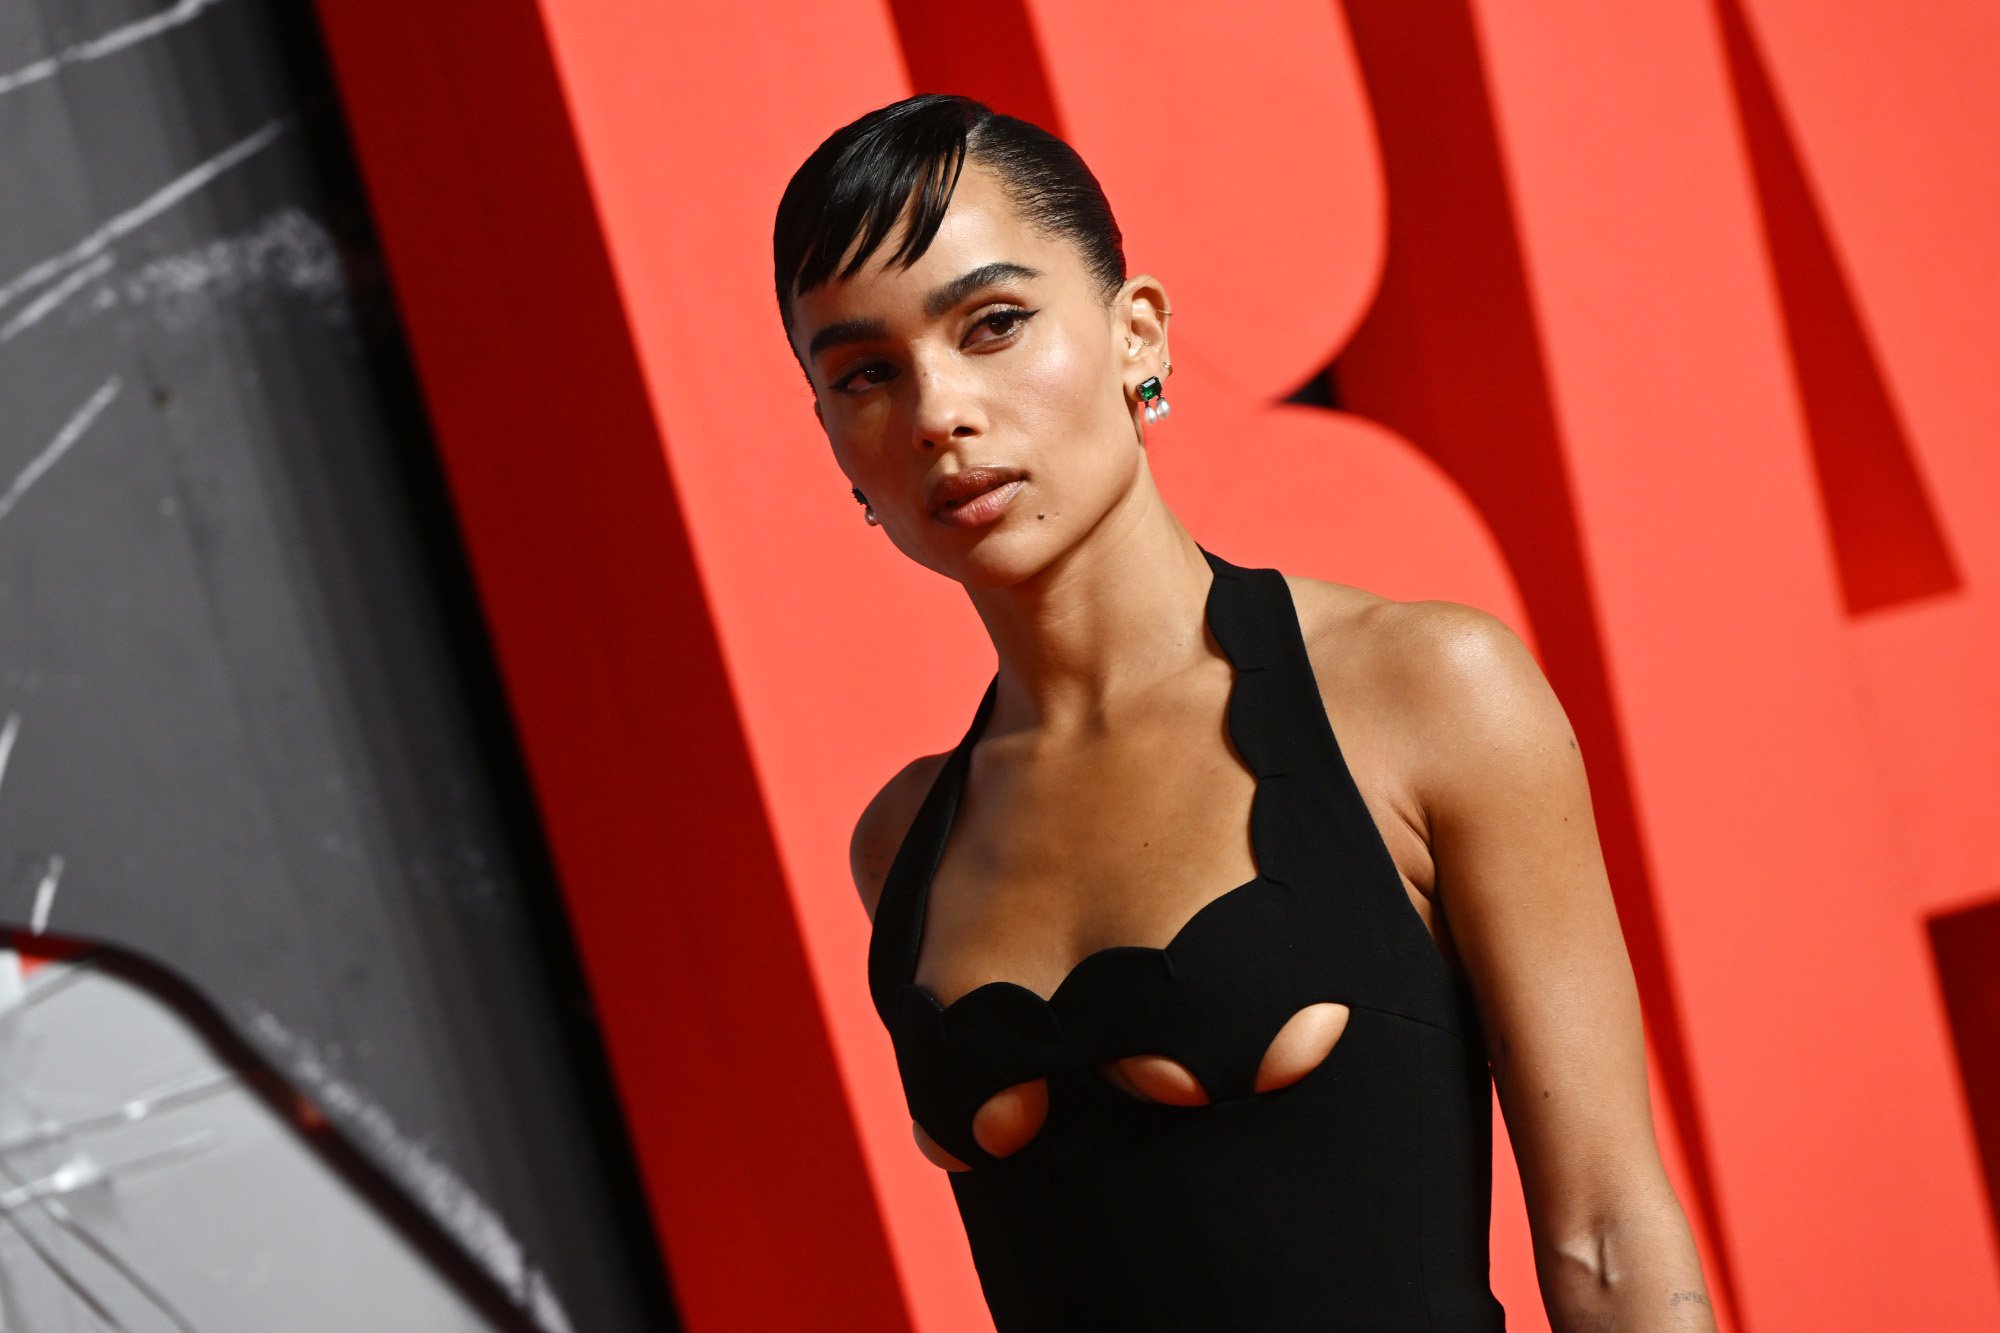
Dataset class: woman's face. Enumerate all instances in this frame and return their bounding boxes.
[787,160,1167,587]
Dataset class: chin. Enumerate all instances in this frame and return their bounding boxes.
[908,522,1059,591]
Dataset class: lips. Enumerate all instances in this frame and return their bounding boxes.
[926,465,1026,514]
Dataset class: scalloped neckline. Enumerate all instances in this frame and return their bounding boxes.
[907,872,1275,1016]
[905,551,1271,1017]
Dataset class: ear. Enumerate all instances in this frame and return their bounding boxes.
[1115,274,1172,384]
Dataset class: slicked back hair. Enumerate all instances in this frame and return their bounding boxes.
[773,94,1126,344]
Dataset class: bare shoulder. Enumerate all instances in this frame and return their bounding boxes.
[1279,574,1572,792]
[849,751,953,922]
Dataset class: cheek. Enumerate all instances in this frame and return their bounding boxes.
[822,407,898,482]
[994,327,1136,521]
[1006,323,1116,434]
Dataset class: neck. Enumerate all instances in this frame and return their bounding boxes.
[963,503,1217,743]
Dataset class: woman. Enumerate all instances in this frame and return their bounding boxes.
[774,93,1715,1330]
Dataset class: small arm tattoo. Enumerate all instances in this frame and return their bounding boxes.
[1565,1289,1711,1330]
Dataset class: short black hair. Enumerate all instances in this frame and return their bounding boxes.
[772,94,1126,339]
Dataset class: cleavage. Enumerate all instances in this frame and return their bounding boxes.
[912,658,1261,1011]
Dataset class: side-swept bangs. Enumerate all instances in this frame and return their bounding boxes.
[773,94,1125,338]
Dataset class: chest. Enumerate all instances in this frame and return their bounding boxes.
[912,684,1441,1011]
[869,552,1490,1178]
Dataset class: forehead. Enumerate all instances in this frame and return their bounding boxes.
[790,161,1083,332]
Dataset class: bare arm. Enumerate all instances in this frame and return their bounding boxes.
[848,752,950,923]
[1395,601,1715,1331]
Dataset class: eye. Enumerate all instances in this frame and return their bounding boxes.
[830,308,1036,395]
[831,360,896,396]
[965,307,1037,346]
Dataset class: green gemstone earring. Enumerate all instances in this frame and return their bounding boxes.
[1138,374,1172,424]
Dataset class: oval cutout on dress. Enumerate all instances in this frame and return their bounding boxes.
[1097,1002,1352,1106]
[912,1119,972,1171]
[1099,1053,1211,1106]
[913,1076,1050,1170]
[1255,1001,1349,1091]
[971,1076,1049,1157]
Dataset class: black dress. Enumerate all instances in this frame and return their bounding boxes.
[867,545,1506,1330]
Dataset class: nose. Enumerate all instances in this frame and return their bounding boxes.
[908,356,986,449]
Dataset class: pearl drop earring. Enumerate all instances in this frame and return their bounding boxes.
[1138,374,1172,424]
[852,486,879,526]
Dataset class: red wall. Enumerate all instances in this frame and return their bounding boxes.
[309,1,2000,1328]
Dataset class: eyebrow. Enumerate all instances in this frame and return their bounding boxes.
[805,261,1043,363]
[805,317,889,363]
[923,261,1041,319]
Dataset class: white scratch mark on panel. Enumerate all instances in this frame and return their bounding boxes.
[0,0,232,99]
[0,1145,209,1332]
[0,1196,131,1329]
[0,379,121,527]
[0,119,287,315]
[0,1134,219,1212]
[0,713,19,799]
[28,857,62,935]
[0,1068,233,1157]
[247,1009,577,1333]
[0,253,115,343]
